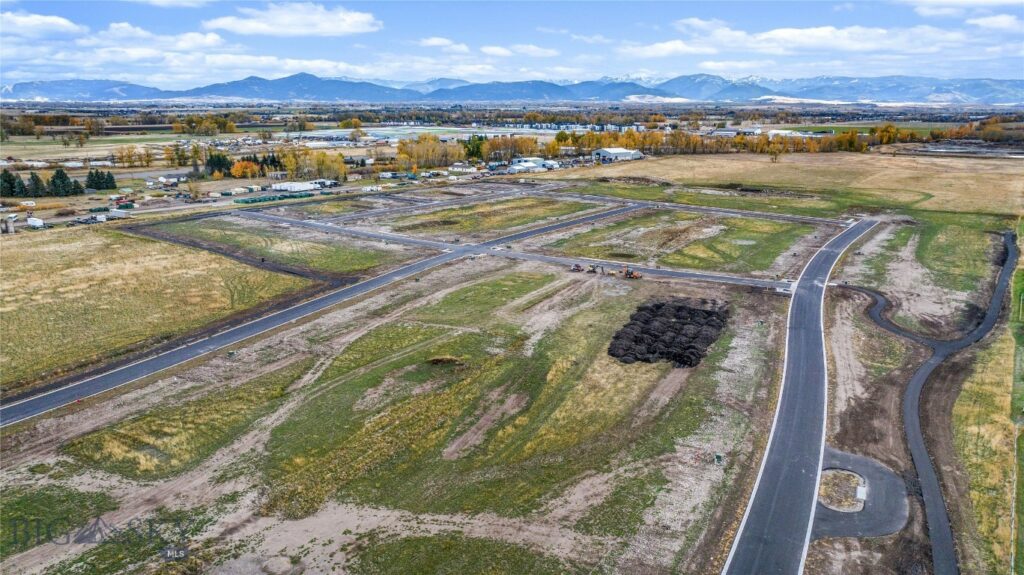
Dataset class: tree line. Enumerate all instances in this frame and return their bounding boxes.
[1,169,92,197]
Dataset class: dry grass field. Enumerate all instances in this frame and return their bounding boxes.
[538,153,1023,216]
[0,226,309,396]
[953,329,1017,574]
[387,197,595,237]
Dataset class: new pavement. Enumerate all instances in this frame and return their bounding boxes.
[722,218,876,575]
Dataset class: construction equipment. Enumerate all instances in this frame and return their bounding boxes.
[623,265,643,279]
[587,264,605,274]
[569,263,584,272]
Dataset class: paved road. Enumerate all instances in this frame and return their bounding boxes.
[723,218,876,575]
[812,447,909,539]
[842,231,1018,575]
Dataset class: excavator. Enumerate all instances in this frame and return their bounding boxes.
[622,265,643,279]
[587,264,605,274]
[569,263,584,272]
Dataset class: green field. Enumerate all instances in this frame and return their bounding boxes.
[290,199,379,217]
[0,486,118,557]
[783,123,957,137]
[391,197,594,236]
[64,358,314,479]
[562,181,916,219]
[548,209,812,273]
[659,217,813,273]
[575,469,668,537]
[349,533,582,575]
[547,210,699,262]
[0,227,308,397]
[154,216,406,275]
[259,271,757,525]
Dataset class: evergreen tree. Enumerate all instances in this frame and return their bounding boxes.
[14,177,27,197]
[27,172,46,197]
[48,169,73,196]
[104,171,116,190]
[85,169,99,189]
[1,169,17,196]
[71,179,84,195]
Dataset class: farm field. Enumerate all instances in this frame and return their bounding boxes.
[538,152,1024,216]
[384,196,596,239]
[0,226,309,397]
[150,215,419,277]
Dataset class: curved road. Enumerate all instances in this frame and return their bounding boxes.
[843,230,1018,575]
[723,218,876,574]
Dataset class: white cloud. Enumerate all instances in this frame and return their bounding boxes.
[966,14,1022,30]
[77,22,224,51]
[123,0,212,6]
[899,0,1022,17]
[833,2,855,11]
[617,39,717,58]
[698,59,776,72]
[481,45,513,57]
[202,3,381,37]
[510,44,559,57]
[1,11,86,37]
[570,33,612,44]
[417,37,469,53]
[673,17,727,32]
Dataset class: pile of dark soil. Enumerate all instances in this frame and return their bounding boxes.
[609,298,729,368]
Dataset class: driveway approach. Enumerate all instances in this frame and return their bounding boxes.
[722,218,876,575]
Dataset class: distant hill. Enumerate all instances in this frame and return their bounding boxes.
[403,78,471,93]
[3,73,1021,104]
[422,81,574,101]
[1,79,163,101]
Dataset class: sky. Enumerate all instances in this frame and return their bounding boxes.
[1,0,1022,89]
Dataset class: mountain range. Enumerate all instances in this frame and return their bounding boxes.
[2,73,1022,104]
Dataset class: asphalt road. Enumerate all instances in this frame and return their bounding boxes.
[812,447,909,539]
[843,231,1018,575]
[723,218,876,575]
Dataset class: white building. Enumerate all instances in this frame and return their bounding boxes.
[272,181,317,192]
[511,156,544,166]
[592,148,643,162]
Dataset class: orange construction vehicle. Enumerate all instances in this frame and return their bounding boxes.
[623,265,643,279]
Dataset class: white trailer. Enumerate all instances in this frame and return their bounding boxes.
[109,209,130,219]
[26,217,45,229]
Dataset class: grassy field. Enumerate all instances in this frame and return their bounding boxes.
[290,199,380,217]
[259,271,752,524]
[0,227,308,397]
[539,153,1023,216]
[953,329,1017,575]
[43,506,213,575]
[348,533,582,575]
[390,197,593,236]
[781,122,957,137]
[0,486,118,557]
[64,358,314,479]
[547,210,700,262]
[658,217,813,273]
[154,216,405,275]
[575,469,668,537]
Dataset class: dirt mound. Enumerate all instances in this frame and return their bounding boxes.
[609,298,729,368]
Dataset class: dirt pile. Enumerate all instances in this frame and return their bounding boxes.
[608,298,729,368]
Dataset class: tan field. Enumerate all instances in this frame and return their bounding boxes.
[536,152,1024,216]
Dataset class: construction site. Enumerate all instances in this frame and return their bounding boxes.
[0,163,1020,575]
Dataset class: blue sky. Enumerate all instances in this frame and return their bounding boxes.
[1,1,1022,88]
